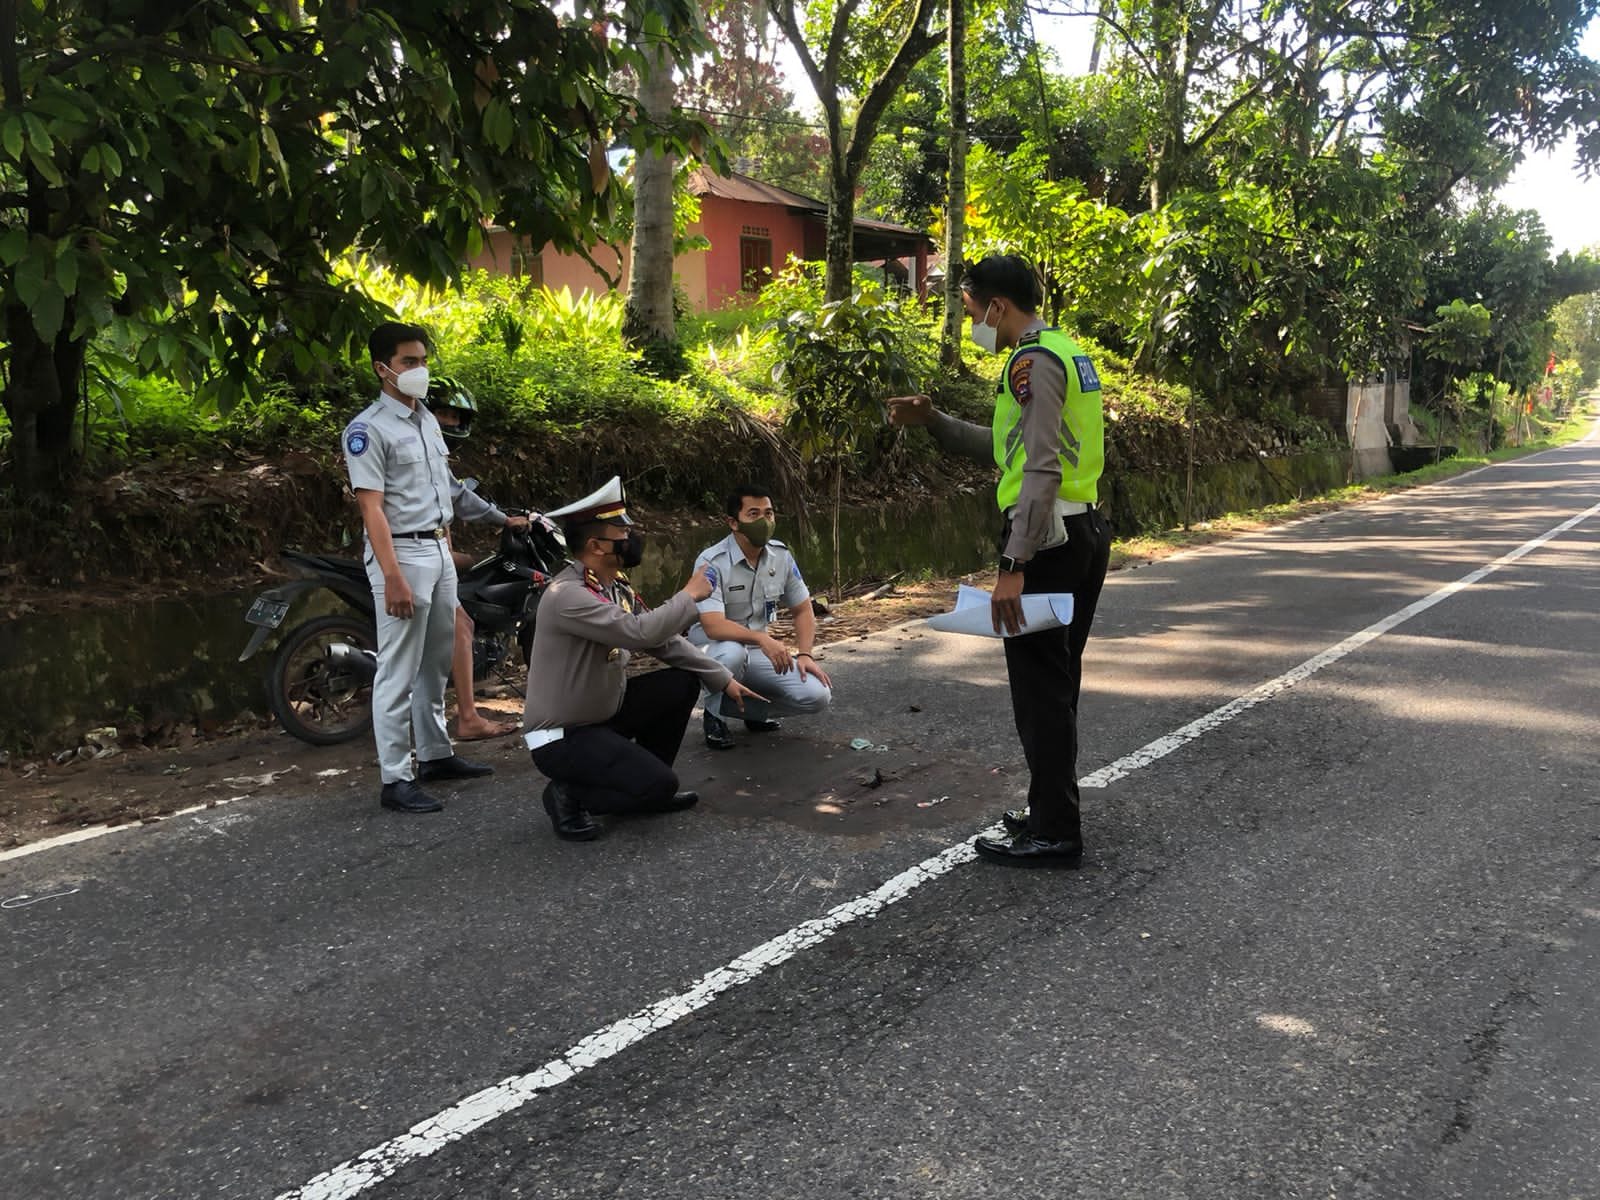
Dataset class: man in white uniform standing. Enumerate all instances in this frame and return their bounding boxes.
[343,322,493,813]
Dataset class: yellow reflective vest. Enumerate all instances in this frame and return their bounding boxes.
[992,327,1105,511]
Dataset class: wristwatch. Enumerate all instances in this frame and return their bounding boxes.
[998,554,1025,574]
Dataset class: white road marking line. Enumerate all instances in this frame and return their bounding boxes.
[277,497,1600,1200]
[0,795,254,865]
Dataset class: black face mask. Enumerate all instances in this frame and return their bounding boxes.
[599,530,644,569]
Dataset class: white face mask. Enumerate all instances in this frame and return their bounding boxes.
[384,364,430,399]
[967,302,1000,354]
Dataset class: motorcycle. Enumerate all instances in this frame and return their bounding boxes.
[238,508,567,746]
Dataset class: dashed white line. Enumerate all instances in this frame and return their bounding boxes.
[277,496,1600,1200]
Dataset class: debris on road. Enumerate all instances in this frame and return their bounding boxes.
[221,765,300,790]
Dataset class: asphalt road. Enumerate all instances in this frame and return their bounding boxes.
[4,429,1598,1200]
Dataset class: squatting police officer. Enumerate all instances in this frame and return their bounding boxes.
[343,323,493,814]
[522,477,763,841]
[887,255,1112,867]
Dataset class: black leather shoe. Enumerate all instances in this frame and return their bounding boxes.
[542,781,599,841]
[654,790,700,812]
[417,754,494,781]
[703,710,735,751]
[743,718,782,733]
[1001,808,1029,835]
[974,831,1084,867]
[380,779,443,813]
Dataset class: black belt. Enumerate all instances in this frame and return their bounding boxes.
[393,526,449,539]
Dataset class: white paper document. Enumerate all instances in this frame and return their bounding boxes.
[924,584,1075,639]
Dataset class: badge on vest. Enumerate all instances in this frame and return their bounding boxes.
[1009,356,1033,403]
[1072,355,1101,392]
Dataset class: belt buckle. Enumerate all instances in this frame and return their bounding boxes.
[433,526,447,539]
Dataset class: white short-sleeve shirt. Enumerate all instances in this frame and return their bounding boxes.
[342,392,455,534]
[693,533,810,632]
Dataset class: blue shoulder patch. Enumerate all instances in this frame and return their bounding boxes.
[345,424,370,456]
[1072,355,1102,392]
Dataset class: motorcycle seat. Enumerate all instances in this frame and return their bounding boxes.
[282,551,367,584]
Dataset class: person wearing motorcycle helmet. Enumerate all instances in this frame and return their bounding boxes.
[424,375,531,740]
[425,374,478,439]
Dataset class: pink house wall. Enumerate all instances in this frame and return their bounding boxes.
[690,195,810,309]
[466,196,839,312]
[466,230,630,297]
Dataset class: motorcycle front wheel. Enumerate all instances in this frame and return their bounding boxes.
[267,614,376,746]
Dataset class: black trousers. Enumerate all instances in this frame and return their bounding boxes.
[1002,509,1112,841]
[530,668,700,814]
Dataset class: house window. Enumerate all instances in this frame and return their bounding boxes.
[509,240,543,285]
[740,236,773,292]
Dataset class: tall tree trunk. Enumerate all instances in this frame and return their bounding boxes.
[0,3,80,496]
[1,305,82,495]
[1147,0,1186,211]
[623,41,678,349]
[940,0,968,367]
[769,0,942,303]
[824,154,856,302]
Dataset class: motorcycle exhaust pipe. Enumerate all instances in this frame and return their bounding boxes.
[327,642,379,684]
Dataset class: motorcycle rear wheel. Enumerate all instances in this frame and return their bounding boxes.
[267,614,376,746]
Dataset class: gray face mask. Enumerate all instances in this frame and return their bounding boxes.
[967,301,1000,354]
[737,518,775,547]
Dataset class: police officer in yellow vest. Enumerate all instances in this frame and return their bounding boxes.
[888,255,1112,867]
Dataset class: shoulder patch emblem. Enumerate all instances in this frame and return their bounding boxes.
[1073,355,1102,392]
[345,425,370,456]
[1009,355,1034,404]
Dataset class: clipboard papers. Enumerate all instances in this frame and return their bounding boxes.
[924,583,1074,639]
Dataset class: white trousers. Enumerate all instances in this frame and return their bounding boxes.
[366,540,458,782]
[689,633,832,720]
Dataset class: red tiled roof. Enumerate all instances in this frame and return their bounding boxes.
[686,167,932,245]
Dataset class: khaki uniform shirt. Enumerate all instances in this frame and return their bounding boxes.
[522,563,734,730]
[342,393,454,534]
[692,535,810,632]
